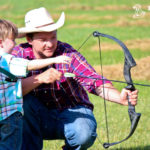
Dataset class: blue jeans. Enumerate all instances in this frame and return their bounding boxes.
[0,111,23,150]
[21,94,97,150]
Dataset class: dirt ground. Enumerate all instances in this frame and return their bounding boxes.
[93,56,150,80]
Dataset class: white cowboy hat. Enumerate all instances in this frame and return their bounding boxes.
[18,7,65,38]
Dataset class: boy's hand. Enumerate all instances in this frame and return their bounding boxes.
[53,56,72,64]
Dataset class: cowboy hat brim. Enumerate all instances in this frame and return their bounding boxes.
[18,12,65,38]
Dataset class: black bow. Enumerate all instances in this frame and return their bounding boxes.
[93,31,141,148]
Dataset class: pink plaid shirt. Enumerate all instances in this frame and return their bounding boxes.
[12,41,111,111]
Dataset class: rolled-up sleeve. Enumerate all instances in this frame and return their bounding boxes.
[9,57,29,77]
[69,51,112,95]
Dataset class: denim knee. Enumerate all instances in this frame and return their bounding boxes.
[76,128,97,148]
[81,129,97,148]
[65,127,97,149]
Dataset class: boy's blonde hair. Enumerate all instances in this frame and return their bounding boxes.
[0,19,18,40]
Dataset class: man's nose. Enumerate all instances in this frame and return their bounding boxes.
[45,40,53,47]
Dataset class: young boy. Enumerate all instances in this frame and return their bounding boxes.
[0,19,71,150]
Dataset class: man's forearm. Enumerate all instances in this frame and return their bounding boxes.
[21,68,62,96]
[96,83,138,106]
[21,75,42,96]
[95,83,122,105]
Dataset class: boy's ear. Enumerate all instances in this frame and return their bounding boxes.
[0,40,3,48]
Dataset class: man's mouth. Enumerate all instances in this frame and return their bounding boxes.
[45,49,53,52]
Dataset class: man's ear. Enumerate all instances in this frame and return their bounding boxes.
[26,36,33,45]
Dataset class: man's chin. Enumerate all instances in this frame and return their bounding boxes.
[43,52,54,58]
[37,53,53,59]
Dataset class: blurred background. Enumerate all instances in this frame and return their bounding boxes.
[1,0,150,149]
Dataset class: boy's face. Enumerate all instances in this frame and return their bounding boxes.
[1,36,16,53]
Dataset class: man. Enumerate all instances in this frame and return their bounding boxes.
[12,7,138,150]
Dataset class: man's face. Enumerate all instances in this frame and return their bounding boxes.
[28,31,57,59]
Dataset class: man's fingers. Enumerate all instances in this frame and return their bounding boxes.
[39,68,62,83]
[121,88,138,106]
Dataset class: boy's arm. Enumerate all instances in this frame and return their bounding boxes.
[27,56,71,71]
[22,68,62,96]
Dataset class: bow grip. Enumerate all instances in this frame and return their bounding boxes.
[125,84,135,109]
[125,84,136,114]
[126,84,141,123]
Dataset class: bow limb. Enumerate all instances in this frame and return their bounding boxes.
[93,31,141,149]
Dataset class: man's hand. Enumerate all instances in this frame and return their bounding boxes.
[38,68,62,84]
[120,89,138,106]
[22,68,62,96]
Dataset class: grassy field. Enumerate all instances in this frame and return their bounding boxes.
[1,0,150,149]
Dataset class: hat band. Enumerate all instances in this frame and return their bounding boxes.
[36,22,54,28]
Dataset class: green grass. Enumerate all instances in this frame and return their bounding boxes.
[1,0,150,149]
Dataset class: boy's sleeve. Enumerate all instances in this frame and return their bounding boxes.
[9,57,30,77]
